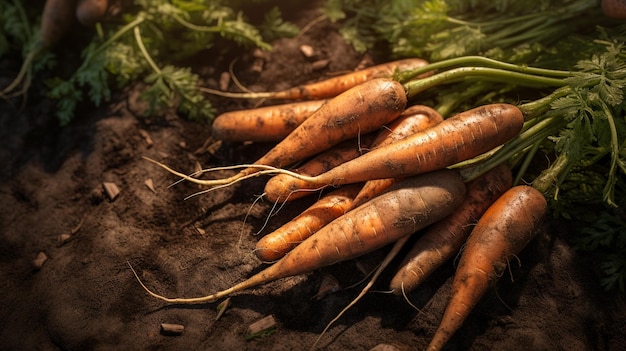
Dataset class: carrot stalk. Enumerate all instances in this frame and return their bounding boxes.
[427,185,547,351]
[131,170,466,304]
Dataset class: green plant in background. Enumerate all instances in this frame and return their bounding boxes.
[1,0,298,124]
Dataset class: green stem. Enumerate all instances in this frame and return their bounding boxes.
[403,66,568,100]
[457,115,564,182]
[81,15,146,68]
[600,101,622,206]
[396,56,573,83]
[514,141,543,185]
[518,86,572,120]
[134,26,161,75]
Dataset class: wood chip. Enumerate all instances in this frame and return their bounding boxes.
[144,179,156,194]
[246,315,276,337]
[102,182,120,201]
[58,233,71,246]
[160,323,184,336]
[32,251,48,270]
[215,297,231,321]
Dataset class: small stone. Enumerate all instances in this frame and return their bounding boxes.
[138,129,153,148]
[219,71,231,91]
[300,44,315,58]
[311,59,330,71]
[32,252,48,271]
[102,182,120,201]
[369,344,402,351]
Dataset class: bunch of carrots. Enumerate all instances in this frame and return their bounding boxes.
[131,57,567,350]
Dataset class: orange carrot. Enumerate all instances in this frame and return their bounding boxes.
[264,105,441,203]
[200,58,430,100]
[131,170,467,304]
[146,78,407,188]
[76,0,108,27]
[349,105,444,208]
[254,183,363,262]
[389,163,513,296]
[427,185,547,351]
[211,99,329,142]
[266,103,524,197]
[263,133,376,202]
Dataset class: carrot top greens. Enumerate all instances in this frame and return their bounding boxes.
[327,0,626,291]
[1,0,299,125]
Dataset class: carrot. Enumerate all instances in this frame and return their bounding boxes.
[254,183,363,262]
[602,0,626,19]
[146,78,407,188]
[349,105,444,208]
[263,133,376,202]
[76,0,108,27]
[211,99,329,142]
[263,105,441,203]
[41,0,78,49]
[131,169,467,304]
[389,163,513,296]
[427,185,547,351]
[1,0,77,97]
[199,58,430,100]
[266,103,524,197]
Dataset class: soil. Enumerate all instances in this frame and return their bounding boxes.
[1,3,625,351]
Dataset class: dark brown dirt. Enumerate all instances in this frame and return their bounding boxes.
[1,3,625,351]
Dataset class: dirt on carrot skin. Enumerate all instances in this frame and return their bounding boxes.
[0,2,624,351]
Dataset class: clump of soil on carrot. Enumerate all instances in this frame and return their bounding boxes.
[0,4,624,351]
